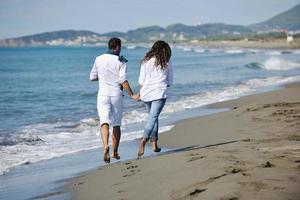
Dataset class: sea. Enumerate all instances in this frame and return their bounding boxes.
[0,45,300,199]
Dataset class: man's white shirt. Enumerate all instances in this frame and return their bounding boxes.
[90,54,127,96]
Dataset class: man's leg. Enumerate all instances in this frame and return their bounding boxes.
[112,126,121,159]
[100,123,110,163]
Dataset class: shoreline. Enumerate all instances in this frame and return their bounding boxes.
[186,38,300,49]
[1,38,300,49]
[64,82,300,200]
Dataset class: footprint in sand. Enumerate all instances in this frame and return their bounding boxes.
[262,161,275,168]
[238,181,267,192]
[224,166,246,174]
[220,197,239,200]
[187,153,206,162]
[73,181,84,186]
[122,163,141,177]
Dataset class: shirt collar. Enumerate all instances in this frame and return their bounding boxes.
[106,50,128,63]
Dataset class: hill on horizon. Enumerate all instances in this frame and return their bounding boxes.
[249,4,300,31]
[0,4,299,47]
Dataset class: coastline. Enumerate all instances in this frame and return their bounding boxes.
[64,82,300,200]
[182,38,300,49]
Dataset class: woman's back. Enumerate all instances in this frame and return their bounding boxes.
[138,57,173,102]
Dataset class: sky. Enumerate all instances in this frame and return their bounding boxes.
[0,0,300,39]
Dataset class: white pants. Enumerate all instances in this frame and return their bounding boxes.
[97,95,123,127]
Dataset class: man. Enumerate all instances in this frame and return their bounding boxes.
[90,37,137,163]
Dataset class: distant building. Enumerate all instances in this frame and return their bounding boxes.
[287,34,294,44]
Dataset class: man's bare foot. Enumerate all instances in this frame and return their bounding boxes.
[138,139,148,158]
[103,146,110,163]
[112,151,120,160]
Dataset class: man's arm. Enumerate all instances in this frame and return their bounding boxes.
[121,81,134,97]
[90,62,98,81]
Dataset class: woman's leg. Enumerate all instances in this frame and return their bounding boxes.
[150,120,161,151]
[145,99,166,142]
[143,101,152,140]
[138,101,151,157]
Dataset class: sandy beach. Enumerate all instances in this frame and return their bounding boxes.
[65,83,300,200]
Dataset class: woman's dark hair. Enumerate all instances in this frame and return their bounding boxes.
[142,40,171,69]
[108,37,121,50]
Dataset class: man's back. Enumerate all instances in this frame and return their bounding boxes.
[90,54,127,97]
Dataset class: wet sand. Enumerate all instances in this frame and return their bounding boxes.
[65,83,300,200]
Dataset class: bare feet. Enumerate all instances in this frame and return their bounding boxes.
[152,141,161,152]
[103,146,110,163]
[112,151,121,160]
[138,139,148,158]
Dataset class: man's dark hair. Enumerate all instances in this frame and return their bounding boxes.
[108,37,121,50]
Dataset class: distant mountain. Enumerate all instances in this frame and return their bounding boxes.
[0,23,254,47]
[0,30,106,47]
[249,4,300,32]
[107,23,253,42]
[1,4,299,47]
[125,25,168,42]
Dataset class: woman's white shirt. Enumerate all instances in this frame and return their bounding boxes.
[138,57,173,102]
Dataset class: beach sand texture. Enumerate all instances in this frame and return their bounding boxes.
[66,83,300,200]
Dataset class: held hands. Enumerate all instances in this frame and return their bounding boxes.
[131,94,141,101]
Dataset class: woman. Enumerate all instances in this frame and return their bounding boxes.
[136,40,173,157]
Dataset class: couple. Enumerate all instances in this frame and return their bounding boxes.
[90,37,173,163]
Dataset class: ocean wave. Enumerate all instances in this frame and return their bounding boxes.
[266,51,282,55]
[263,57,300,71]
[292,50,300,54]
[126,45,136,50]
[245,57,300,71]
[163,76,300,114]
[248,49,261,54]
[1,75,300,175]
[0,115,173,175]
[193,48,206,53]
[245,62,264,70]
[265,50,299,55]
[225,49,245,54]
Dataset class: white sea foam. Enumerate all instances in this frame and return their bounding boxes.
[263,57,300,71]
[266,51,282,55]
[225,49,244,54]
[248,49,261,54]
[193,48,206,53]
[163,76,300,114]
[1,75,300,175]
[0,117,173,175]
[292,49,300,54]
[126,45,136,50]
[183,47,192,52]
[176,45,193,52]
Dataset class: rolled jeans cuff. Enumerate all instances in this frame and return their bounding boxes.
[150,137,158,142]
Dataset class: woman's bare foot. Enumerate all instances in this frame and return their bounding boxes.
[152,141,161,152]
[103,146,110,163]
[112,151,120,160]
[138,139,148,158]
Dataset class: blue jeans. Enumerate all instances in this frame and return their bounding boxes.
[143,98,166,141]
